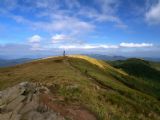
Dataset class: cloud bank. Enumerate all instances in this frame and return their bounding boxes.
[119,43,153,48]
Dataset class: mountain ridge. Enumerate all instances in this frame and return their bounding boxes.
[0,55,160,120]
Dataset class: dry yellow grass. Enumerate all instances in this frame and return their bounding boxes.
[69,55,127,75]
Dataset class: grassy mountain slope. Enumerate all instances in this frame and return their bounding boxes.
[0,55,160,120]
[151,62,160,71]
[109,58,160,99]
[109,58,160,80]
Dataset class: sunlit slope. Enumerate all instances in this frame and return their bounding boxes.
[70,55,160,99]
[69,55,127,75]
[0,55,160,120]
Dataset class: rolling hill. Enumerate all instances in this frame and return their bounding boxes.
[0,55,160,120]
[109,58,160,81]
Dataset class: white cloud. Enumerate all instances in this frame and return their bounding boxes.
[95,0,119,14]
[28,35,42,43]
[120,42,153,48]
[11,15,29,24]
[1,0,126,35]
[64,0,81,9]
[59,44,119,49]
[33,16,94,34]
[28,35,43,51]
[146,1,160,24]
[1,0,95,35]
[77,1,127,29]
[51,34,71,43]
[59,42,153,49]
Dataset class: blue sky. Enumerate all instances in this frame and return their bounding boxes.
[0,0,160,58]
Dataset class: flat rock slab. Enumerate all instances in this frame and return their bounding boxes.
[6,96,25,111]
[20,97,38,114]
[0,112,12,120]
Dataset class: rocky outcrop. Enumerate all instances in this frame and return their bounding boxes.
[0,82,97,120]
[0,82,64,120]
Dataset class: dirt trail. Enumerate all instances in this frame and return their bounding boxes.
[39,93,97,120]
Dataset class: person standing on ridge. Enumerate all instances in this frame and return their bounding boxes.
[63,50,66,56]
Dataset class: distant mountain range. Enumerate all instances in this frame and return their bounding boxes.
[85,54,160,62]
[0,54,160,67]
[85,54,127,61]
[143,57,160,62]
[0,58,33,67]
